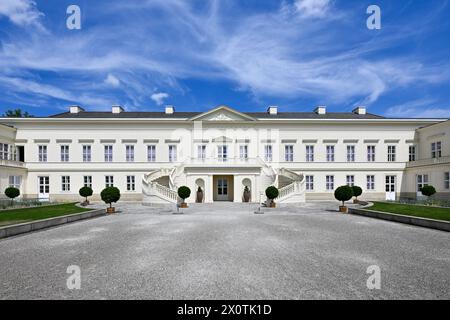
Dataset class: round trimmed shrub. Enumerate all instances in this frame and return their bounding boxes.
[178,186,191,201]
[100,187,121,208]
[265,186,279,200]
[79,186,93,202]
[5,187,20,200]
[421,185,436,197]
[352,186,363,200]
[334,186,354,206]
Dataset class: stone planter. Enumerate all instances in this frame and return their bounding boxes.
[353,199,359,204]
[106,207,115,214]
[180,202,188,208]
[269,201,276,208]
[339,206,348,213]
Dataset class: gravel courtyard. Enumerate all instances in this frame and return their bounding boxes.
[0,202,449,300]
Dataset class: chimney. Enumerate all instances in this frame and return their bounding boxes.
[353,106,366,115]
[112,105,124,114]
[69,105,84,114]
[314,106,326,115]
[267,106,278,115]
[165,105,175,114]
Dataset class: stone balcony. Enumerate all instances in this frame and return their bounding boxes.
[406,155,450,168]
[0,159,26,168]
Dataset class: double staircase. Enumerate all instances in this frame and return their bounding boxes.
[142,158,305,205]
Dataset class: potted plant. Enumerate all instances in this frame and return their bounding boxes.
[100,187,121,214]
[265,186,279,208]
[243,186,251,203]
[178,186,191,208]
[334,186,354,213]
[352,186,362,204]
[79,186,93,206]
[196,186,203,203]
[5,187,20,206]
[421,185,436,204]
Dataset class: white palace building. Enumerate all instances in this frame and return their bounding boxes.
[0,105,449,204]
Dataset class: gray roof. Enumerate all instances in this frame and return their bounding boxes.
[49,111,385,120]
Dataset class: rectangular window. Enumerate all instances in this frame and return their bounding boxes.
[0,143,9,160]
[61,176,70,192]
[306,145,314,162]
[147,145,156,162]
[239,145,248,160]
[387,145,396,162]
[60,145,69,162]
[305,175,314,191]
[326,175,334,191]
[169,145,177,162]
[431,141,442,158]
[83,145,92,162]
[285,145,294,162]
[346,175,355,187]
[127,175,136,191]
[83,176,92,188]
[105,175,114,187]
[197,145,206,160]
[126,145,135,162]
[264,145,273,162]
[218,145,228,162]
[409,145,416,162]
[417,174,429,192]
[347,145,355,162]
[38,176,50,195]
[366,175,375,190]
[326,145,335,162]
[9,176,22,189]
[367,145,376,162]
[38,145,47,162]
[104,145,113,162]
[445,172,449,189]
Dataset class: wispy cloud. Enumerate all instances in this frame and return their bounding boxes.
[385,99,450,119]
[0,0,44,29]
[104,74,120,87]
[294,0,332,18]
[151,92,170,106]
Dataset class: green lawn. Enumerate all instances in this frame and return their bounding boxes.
[370,202,450,222]
[0,203,93,227]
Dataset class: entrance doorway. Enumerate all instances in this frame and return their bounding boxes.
[213,175,234,202]
[385,175,396,201]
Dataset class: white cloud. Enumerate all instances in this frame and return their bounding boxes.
[0,0,44,29]
[104,74,120,87]
[385,99,450,119]
[294,0,332,18]
[151,92,169,106]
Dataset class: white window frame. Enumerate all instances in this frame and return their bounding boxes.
[239,145,248,160]
[126,145,135,162]
[83,175,92,188]
[264,145,273,162]
[306,145,314,162]
[104,145,113,162]
[147,145,156,162]
[83,145,92,162]
[218,145,228,162]
[126,175,136,191]
[169,145,177,162]
[408,145,416,162]
[305,175,314,191]
[60,145,69,162]
[417,174,429,192]
[366,175,375,190]
[367,145,376,162]
[9,175,22,189]
[105,175,114,188]
[346,175,355,187]
[431,141,442,158]
[387,145,396,162]
[0,143,9,160]
[326,175,334,191]
[445,172,449,189]
[285,145,294,162]
[197,145,206,160]
[346,145,355,162]
[38,145,47,162]
[326,145,335,162]
[61,176,71,192]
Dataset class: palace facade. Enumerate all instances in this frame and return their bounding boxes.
[1,105,449,204]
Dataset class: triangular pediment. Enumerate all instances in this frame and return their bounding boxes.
[189,105,256,122]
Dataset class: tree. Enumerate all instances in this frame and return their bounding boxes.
[100,187,120,208]
[5,187,20,203]
[265,186,279,201]
[79,186,93,203]
[178,186,191,203]
[421,185,436,197]
[3,109,34,118]
[334,186,354,207]
[352,186,363,201]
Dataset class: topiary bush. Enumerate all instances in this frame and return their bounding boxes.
[100,187,121,208]
[334,186,354,206]
[79,186,93,203]
[5,187,20,203]
[265,186,279,200]
[352,186,363,200]
[178,186,191,202]
[421,185,436,197]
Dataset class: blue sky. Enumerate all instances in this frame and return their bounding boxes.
[0,0,449,117]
